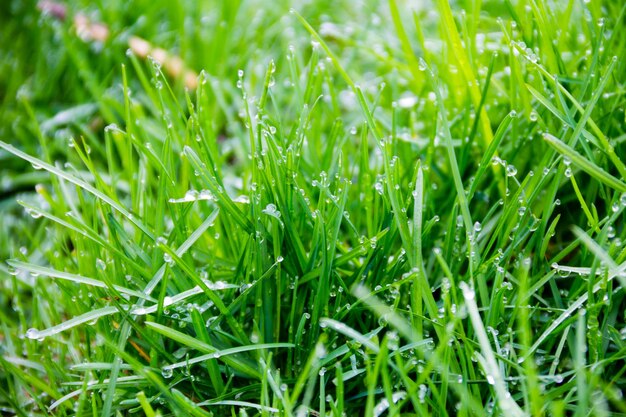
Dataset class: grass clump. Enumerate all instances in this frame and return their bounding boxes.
[1,0,626,415]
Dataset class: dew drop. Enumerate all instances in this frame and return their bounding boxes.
[25,328,42,340]
[96,258,106,271]
[418,58,427,71]
[506,164,517,177]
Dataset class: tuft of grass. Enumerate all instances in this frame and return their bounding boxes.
[1,0,626,415]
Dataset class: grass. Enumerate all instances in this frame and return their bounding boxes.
[1,0,626,415]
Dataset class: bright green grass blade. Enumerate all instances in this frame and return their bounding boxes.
[199,400,279,413]
[143,208,220,296]
[460,282,525,417]
[163,343,294,371]
[6,260,155,301]
[542,133,626,193]
[145,321,261,379]
[0,141,154,239]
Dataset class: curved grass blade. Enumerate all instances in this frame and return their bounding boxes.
[145,322,261,379]
[163,343,294,371]
[543,133,626,193]
[7,260,155,301]
[0,141,154,239]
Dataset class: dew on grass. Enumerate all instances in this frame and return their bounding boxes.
[104,123,123,134]
[441,278,451,293]
[506,164,517,177]
[161,367,173,378]
[25,328,43,341]
[418,384,428,403]
[262,203,281,218]
[456,215,464,228]
[233,195,250,204]
[25,208,42,219]
[608,226,616,239]
[418,58,427,71]
[96,258,106,271]
[398,94,418,108]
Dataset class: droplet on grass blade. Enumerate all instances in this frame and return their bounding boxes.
[25,328,43,341]
[161,367,173,378]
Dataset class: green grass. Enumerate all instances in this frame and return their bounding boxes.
[1,0,626,415]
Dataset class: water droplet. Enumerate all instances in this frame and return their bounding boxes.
[506,165,517,177]
[398,94,418,108]
[25,328,42,340]
[611,203,619,213]
[161,367,173,378]
[262,203,281,219]
[418,58,427,71]
[418,384,428,403]
[96,259,106,271]
[25,208,42,219]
